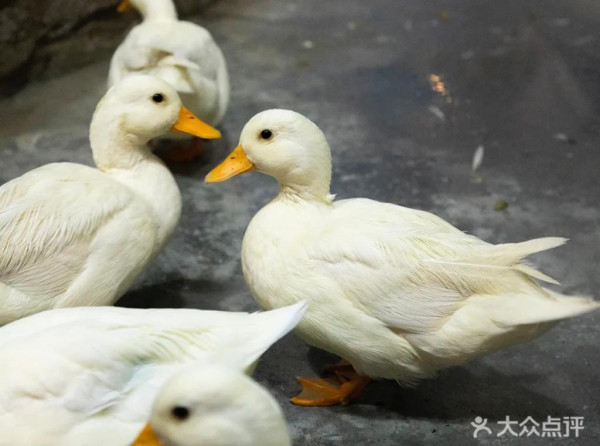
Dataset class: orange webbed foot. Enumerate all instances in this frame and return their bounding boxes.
[291,362,371,406]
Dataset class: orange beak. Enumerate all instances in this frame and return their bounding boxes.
[117,0,131,12]
[172,106,221,140]
[131,423,163,446]
[205,145,255,183]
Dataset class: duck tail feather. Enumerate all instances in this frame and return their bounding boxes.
[490,291,599,327]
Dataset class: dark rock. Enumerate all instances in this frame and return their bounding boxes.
[0,0,218,94]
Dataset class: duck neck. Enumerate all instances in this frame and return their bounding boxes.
[90,121,181,247]
[277,178,333,205]
[138,0,177,22]
[274,153,333,204]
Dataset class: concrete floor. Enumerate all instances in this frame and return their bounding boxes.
[0,0,599,444]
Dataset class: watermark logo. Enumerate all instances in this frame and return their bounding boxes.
[471,416,584,438]
[471,416,492,438]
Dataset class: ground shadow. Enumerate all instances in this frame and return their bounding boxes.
[116,274,254,312]
[116,278,188,309]
[303,347,570,421]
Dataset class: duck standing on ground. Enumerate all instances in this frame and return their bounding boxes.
[0,302,305,446]
[132,364,291,446]
[0,75,220,326]
[110,0,229,161]
[205,109,599,406]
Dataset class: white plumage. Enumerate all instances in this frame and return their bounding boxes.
[205,109,599,403]
[109,0,229,127]
[132,365,291,446]
[0,302,305,446]
[0,75,220,325]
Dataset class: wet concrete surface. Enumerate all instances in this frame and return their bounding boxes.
[0,0,599,444]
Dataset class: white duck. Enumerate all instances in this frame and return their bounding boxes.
[0,302,305,446]
[132,364,291,446]
[0,75,220,326]
[110,0,229,161]
[205,109,600,406]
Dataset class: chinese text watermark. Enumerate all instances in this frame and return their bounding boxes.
[471,416,584,438]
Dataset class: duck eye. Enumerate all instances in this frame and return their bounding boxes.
[171,406,190,420]
[152,93,164,103]
[260,129,272,140]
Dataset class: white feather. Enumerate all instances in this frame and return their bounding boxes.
[471,145,484,172]
[226,109,600,384]
[0,76,189,326]
[0,303,305,446]
[140,365,291,446]
[109,0,229,127]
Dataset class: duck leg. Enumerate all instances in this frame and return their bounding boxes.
[291,361,371,406]
[323,359,353,375]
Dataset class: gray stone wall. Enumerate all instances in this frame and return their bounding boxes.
[0,0,217,93]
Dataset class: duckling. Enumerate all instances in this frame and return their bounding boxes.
[0,302,305,445]
[205,109,599,406]
[110,0,229,161]
[132,364,291,446]
[0,75,220,326]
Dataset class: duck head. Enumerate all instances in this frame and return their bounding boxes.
[205,109,332,201]
[132,365,290,446]
[90,75,220,169]
[117,0,177,21]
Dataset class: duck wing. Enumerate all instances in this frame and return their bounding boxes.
[0,303,306,445]
[112,22,222,90]
[0,163,153,303]
[307,198,572,334]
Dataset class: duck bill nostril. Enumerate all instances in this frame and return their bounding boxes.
[205,145,255,183]
[172,106,221,140]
